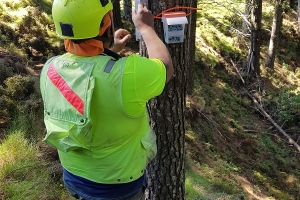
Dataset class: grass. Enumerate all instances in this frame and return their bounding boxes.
[185,0,300,200]
[185,158,245,200]
[1,0,300,199]
[0,115,72,200]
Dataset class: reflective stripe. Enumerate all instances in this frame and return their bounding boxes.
[47,64,84,115]
[104,59,116,73]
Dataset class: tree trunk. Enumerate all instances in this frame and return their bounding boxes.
[186,0,197,95]
[138,0,193,199]
[243,0,251,35]
[297,0,300,30]
[123,0,132,22]
[248,0,262,77]
[265,0,284,69]
[112,0,123,29]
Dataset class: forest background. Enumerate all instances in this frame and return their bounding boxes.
[0,0,300,199]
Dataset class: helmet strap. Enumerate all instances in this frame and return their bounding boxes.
[93,36,113,42]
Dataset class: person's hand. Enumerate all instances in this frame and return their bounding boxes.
[132,3,154,31]
[110,29,131,53]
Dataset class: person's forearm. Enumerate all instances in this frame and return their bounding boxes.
[140,27,174,82]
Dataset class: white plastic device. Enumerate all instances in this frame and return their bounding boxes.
[162,12,188,44]
[135,0,148,41]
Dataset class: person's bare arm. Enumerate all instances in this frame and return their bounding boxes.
[132,4,174,82]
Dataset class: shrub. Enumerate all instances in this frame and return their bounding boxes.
[0,75,41,118]
[0,63,14,84]
[4,75,35,100]
[278,86,300,127]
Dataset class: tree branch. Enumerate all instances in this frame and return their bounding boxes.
[243,88,300,152]
[230,59,245,84]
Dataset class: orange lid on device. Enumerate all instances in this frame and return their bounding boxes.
[162,11,186,18]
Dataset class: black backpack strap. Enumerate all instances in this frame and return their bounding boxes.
[102,48,123,74]
[103,48,122,60]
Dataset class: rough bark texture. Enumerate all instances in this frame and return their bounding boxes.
[138,0,192,199]
[298,0,300,30]
[185,0,197,95]
[265,0,283,69]
[112,0,123,29]
[123,0,132,22]
[248,0,262,76]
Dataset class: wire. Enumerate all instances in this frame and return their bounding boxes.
[154,6,202,20]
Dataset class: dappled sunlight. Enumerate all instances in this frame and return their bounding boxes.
[286,174,297,184]
[274,67,300,87]
[261,65,300,92]
[233,174,275,200]
[185,174,207,199]
[195,29,219,65]
[282,14,299,31]
[186,155,292,200]
[0,130,70,199]
[185,131,196,141]
[216,80,227,89]
[0,0,299,199]
[185,157,244,199]
[6,9,27,17]
[0,131,38,177]
[263,5,274,14]
[4,9,28,29]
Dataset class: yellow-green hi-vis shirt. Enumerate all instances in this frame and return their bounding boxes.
[39,52,166,184]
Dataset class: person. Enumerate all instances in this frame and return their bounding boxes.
[39,0,174,199]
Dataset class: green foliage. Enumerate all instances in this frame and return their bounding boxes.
[0,75,42,124]
[4,75,35,100]
[251,133,300,199]
[277,86,300,126]
[0,0,64,60]
[0,120,71,200]
[264,85,300,131]
[185,158,244,200]
[185,168,210,200]
[0,131,38,178]
[0,0,299,199]
[187,1,300,199]
[0,65,14,84]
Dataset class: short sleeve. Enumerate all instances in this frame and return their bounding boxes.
[122,54,167,116]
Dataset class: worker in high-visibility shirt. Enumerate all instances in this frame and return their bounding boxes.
[39,0,174,199]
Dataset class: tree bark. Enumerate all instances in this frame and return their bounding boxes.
[265,0,284,69]
[111,0,123,29]
[248,0,262,76]
[123,0,132,22]
[185,0,197,95]
[138,0,194,199]
[297,0,300,30]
